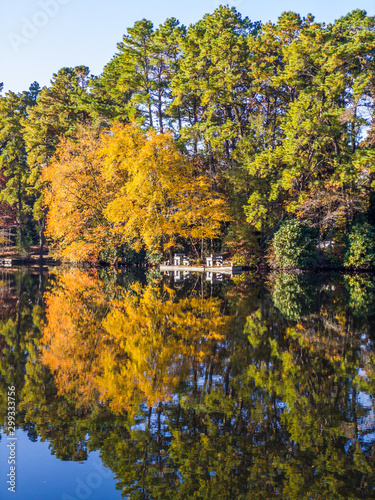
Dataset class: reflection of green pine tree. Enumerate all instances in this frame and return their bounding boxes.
[272,273,316,321]
[0,271,43,428]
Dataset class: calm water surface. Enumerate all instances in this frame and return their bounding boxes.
[0,268,374,499]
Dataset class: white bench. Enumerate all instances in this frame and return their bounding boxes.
[174,254,185,265]
[206,254,223,267]
[174,254,191,266]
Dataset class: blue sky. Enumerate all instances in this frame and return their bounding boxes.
[1,0,375,93]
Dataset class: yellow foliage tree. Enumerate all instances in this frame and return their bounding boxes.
[100,122,231,255]
[43,122,231,262]
[42,127,114,262]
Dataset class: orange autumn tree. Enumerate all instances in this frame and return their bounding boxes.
[42,126,114,262]
[100,122,231,257]
[43,122,230,262]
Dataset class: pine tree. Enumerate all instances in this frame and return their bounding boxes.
[0,91,31,248]
[23,67,93,258]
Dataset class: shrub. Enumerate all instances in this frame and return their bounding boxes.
[146,249,164,265]
[232,253,247,266]
[272,220,317,268]
[344,223,375,268]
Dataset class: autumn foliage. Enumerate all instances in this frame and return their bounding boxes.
[41,270,108,401]
[42,123,231,262]
[41,270,230,413]
[42,127,111,261]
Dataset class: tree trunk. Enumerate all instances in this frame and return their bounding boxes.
[148,102,153,128]
[39,218,45,262]
[17,182,24,246]
[158,90,163,133]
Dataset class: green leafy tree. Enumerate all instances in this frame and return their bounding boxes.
[244,11,375,247]
[171,6,258,157]
[94,19,156,127]
[344,223,375,268]
[272,219,317,268]
[0,90,35,248]
[94,18,186,131]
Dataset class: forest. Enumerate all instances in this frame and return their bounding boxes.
[1,6,375,268]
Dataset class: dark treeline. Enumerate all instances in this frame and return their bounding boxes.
[1,6,375,266]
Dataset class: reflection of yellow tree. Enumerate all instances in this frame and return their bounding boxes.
[99,284,227,412]
[41,270,108,404]
[41,271,229,414]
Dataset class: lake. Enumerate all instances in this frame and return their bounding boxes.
[0,268,374,499]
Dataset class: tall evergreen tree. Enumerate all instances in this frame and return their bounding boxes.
[22,67,93,257]
[0,91,32,248]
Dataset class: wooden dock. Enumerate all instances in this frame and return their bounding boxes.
[160,265,242,274]
[0,257,58,268]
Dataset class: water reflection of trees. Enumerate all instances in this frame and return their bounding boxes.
[0,271,43,432]
[41,269,230,412]
[0,269,375,498]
